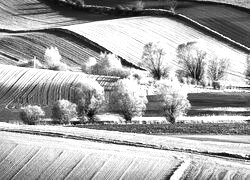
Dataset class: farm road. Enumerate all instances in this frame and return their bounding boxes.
[1,131,250,179]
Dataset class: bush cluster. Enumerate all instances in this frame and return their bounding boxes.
[51,99,77,124]
[19,105,45,125]
[82,52,131,79]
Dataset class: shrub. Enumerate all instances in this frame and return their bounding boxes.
[141,42,170,80]
[207,57,229,83]
[156,80,191,124]
[134,1,144,10]
[177,42,207,83]
[51,99,77,124]
[44,46,68,71]
[109,79,148,122]
[72,79,105,123]
[19,105,45,125]
[83,53,130,78]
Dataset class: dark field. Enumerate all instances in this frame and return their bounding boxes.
[74,123,250,135]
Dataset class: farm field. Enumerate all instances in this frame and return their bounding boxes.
[0,0,116,31]
[1,123,250,159]
[184,0,250,9]
[176,1,250,48]
[63,16,248,79]
[0,65,118,108]
[0,30,103,67]
[0,131,183,180]
[1,131,250,179]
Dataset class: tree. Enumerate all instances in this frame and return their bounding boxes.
[83,53,130,78]
[51,99,77,124]
[207,57,229,82]
[72,79,105,123]
[177,42,207,83]
[109,79,148,122]
[44,46,68,71]
[141,42,170,80]
[19,105,45,125]
[156,80,190,124]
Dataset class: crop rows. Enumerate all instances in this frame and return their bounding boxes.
[0,31,102,67]
[63,16,248,78]
[0,0,115,31]
[0,132,182,180]
[0,65,119,109]
[188,0,250,9]
[177,1,250,48]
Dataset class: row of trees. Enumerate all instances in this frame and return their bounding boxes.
[20,78,190,124]
[141,41,230,88]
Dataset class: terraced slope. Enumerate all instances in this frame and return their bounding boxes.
[0,0,115,31]
[63,16,248,78]
[0,65,119,109]
[0,30,102,67]
[177,1,250,48]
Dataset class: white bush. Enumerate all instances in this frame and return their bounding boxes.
[110,79,148,122]
[73,79,105,122]
[156,80,191,124]
[44,46,68,71]
[19,105,45,125]
[83,53,130,78]
[51,99,77,124]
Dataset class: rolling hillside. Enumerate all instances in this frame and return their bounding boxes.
[0,65,118,109]
[0,30,103,67]
[63,16,248,79]
[177,1,250,48]
[0,0,116,31]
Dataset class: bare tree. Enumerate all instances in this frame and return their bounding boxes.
[141,42,170,80]
[177,42,207,83]
[207,57,229,82]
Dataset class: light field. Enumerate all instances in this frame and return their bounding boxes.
[63,16,248,78]
[1,127,250,179]
[0,65,118,109]
[0,131,182,180]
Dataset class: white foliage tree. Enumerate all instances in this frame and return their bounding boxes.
[110,79,148,122]
[44,46,68,71]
